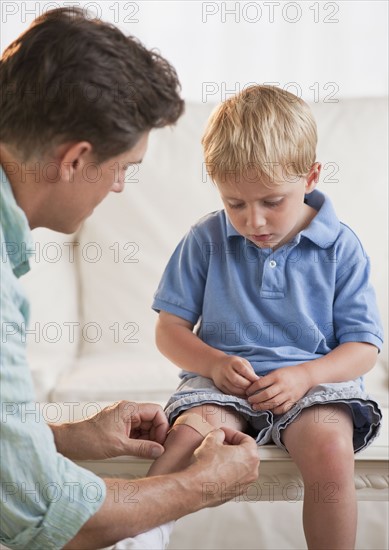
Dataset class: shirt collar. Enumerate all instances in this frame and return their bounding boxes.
[0,166,33,277]
[299,189,340,248]
[225,189,340,249]
[225,213,241,238]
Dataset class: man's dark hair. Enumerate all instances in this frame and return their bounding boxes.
[0,7,184,161]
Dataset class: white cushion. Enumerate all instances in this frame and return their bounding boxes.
[21,228,80,401]
[52,351,179,404]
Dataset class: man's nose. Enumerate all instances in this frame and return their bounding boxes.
[111,180,124,193]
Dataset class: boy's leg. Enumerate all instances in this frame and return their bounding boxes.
[112,405,247,548]
[148,404,247,476]
[281,404,356,550]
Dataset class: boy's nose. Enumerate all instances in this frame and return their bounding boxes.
[247,206,265,229]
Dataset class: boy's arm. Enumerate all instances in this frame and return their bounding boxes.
[301,341,378,386]
[156,311,258,396]
[247,341,378,414]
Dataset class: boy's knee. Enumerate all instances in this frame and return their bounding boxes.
[317,433,354,459]
[172,412,217,438]
[184,404,246,431]
[306,434,355,480]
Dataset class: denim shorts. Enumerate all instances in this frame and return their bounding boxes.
[164,375,382,453]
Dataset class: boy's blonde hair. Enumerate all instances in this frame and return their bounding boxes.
[202,85,317,183]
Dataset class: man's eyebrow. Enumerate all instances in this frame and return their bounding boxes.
[122,159,143,169]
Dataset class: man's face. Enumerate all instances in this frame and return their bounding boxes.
[47,132,149,233]
[216,168,317,250]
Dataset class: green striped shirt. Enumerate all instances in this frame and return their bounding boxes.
[0,167,106,549]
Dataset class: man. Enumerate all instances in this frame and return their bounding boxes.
[0,7,259,550]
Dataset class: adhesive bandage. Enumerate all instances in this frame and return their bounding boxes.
[168,413,217,438]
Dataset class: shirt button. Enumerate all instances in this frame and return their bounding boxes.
[269,260,277,268]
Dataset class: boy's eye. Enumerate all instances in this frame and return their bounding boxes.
[264,199,283,208]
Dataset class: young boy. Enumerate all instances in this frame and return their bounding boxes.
[147,85,383,549]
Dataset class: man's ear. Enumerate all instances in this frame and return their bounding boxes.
[59,142,93,182]
[305,162,322,193]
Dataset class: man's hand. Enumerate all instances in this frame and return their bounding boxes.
[211,355,259,396]
[190,427,260,506]
[50,401,169,461]
[246,365,313,414]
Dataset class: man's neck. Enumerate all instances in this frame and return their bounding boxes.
[0,143,46,229]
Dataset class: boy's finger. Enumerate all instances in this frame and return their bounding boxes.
[245,377,268,395]
[230,372,252,389]
[233,360,259,382]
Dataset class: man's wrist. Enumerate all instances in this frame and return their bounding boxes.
[49,422,71,455]
[172,463,209,513]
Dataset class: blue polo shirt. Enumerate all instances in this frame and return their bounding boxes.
[152,190,383,378]
[0,167,106,549]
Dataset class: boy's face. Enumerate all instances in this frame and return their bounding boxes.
[216,165,320,250]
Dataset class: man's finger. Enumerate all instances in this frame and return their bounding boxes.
[130,403,169,444]
[202,428,226,445]
[221,426,257,447]
[130,403,167,425]
[122,438,166,459]
[136,403,166,420]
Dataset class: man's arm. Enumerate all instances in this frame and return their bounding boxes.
[48,399,259,549]
[64,429,260,549]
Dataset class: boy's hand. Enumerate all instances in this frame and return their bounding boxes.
[246,365,312,415]
[211,355,259,397]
